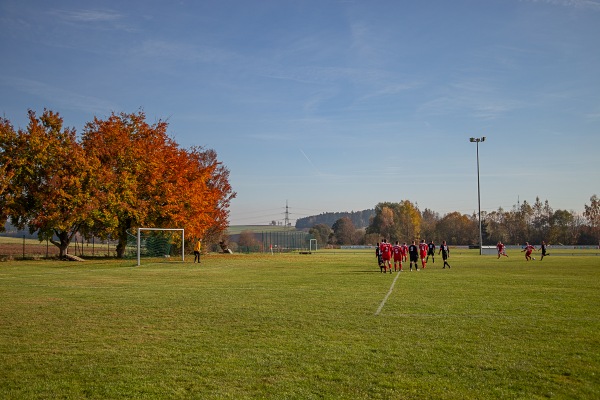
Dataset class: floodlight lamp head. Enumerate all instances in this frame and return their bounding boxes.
[482,136,486,142]
[469,138,476,142]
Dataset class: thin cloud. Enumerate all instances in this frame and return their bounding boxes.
[356,82,420,103]
[245,132,295,142]
[1,77,116,115]
[53,9,123,22]
[48,8,136,32]
[522,0,600,11]
[137,40,238,65]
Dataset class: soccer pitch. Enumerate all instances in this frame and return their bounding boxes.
[1,250,599,399]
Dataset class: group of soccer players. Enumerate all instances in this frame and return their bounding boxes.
[497,240,550,261]
[376,239,551,272]
[376,239,451,273]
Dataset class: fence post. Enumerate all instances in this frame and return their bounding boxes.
[22,235,25,260]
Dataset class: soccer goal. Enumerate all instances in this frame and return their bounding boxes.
[135,228,185,266]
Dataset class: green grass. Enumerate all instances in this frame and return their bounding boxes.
[1,250,599,399]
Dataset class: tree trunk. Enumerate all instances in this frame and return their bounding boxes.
[50,231,71,258]
[116,237,127,259]
[115,220,132,259]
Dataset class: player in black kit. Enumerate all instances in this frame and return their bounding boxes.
[426,240,436,263]
[408,240,419,271]
[439,240,451,269]
[540,241,550,260]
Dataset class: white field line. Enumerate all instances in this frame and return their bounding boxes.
[375,271,401,316]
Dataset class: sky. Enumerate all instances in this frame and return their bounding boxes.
[1,0,599,226]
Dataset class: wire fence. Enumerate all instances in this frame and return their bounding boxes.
[235,231,314,253]
[0,235,119,260]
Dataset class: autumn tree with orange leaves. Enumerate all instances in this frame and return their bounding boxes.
[0,110,99,257]
[1,109,235,259]
[81,111,235,258]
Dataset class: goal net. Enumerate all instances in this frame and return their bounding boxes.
[125,228,185,266]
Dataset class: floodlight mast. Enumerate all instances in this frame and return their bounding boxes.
[469,137,485,255]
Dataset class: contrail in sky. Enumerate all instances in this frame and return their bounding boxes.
[299,148,321,175]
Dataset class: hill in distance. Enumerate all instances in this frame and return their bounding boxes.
[294,209,374,230]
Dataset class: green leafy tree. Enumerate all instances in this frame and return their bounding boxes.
[436,212,477,245]
[309,223,331,247]
[395,200,422,241]
[483,208,508,244]
[331,216,356,245]
[367,201,421,242]
[584,195,600,244]
[377,205,397,240]
[421,208,440,242]
[548,209,577,245]
[531,197,552,243]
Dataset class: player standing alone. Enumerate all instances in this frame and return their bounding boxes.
[438,240,451,268]
[426,240,436,263]
[408,240,419,271]
[194,239,202,263]
[419,239,428,269]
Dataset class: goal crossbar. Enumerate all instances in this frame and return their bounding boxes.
[137,228,185,266]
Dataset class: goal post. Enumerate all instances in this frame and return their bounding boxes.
[137,228,185,266]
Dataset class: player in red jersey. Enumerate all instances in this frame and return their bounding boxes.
[496,241,508,259]
[379,239,393,273]
[392,241,403,272]
[401,242,409,262]
[419,239,428,269]
[522,242,536,261]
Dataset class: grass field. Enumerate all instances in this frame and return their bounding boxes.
[1,249,599,399]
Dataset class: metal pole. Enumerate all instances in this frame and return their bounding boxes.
[477,141,483,255]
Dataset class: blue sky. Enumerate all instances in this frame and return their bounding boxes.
[1,0,599,226]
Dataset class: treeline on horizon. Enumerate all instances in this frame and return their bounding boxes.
[299,197,600,247]
[295,209,375,230]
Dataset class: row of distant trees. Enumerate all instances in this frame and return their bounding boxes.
[295,210,374,230]
[309,197,600,246]
[0,109,236,257]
